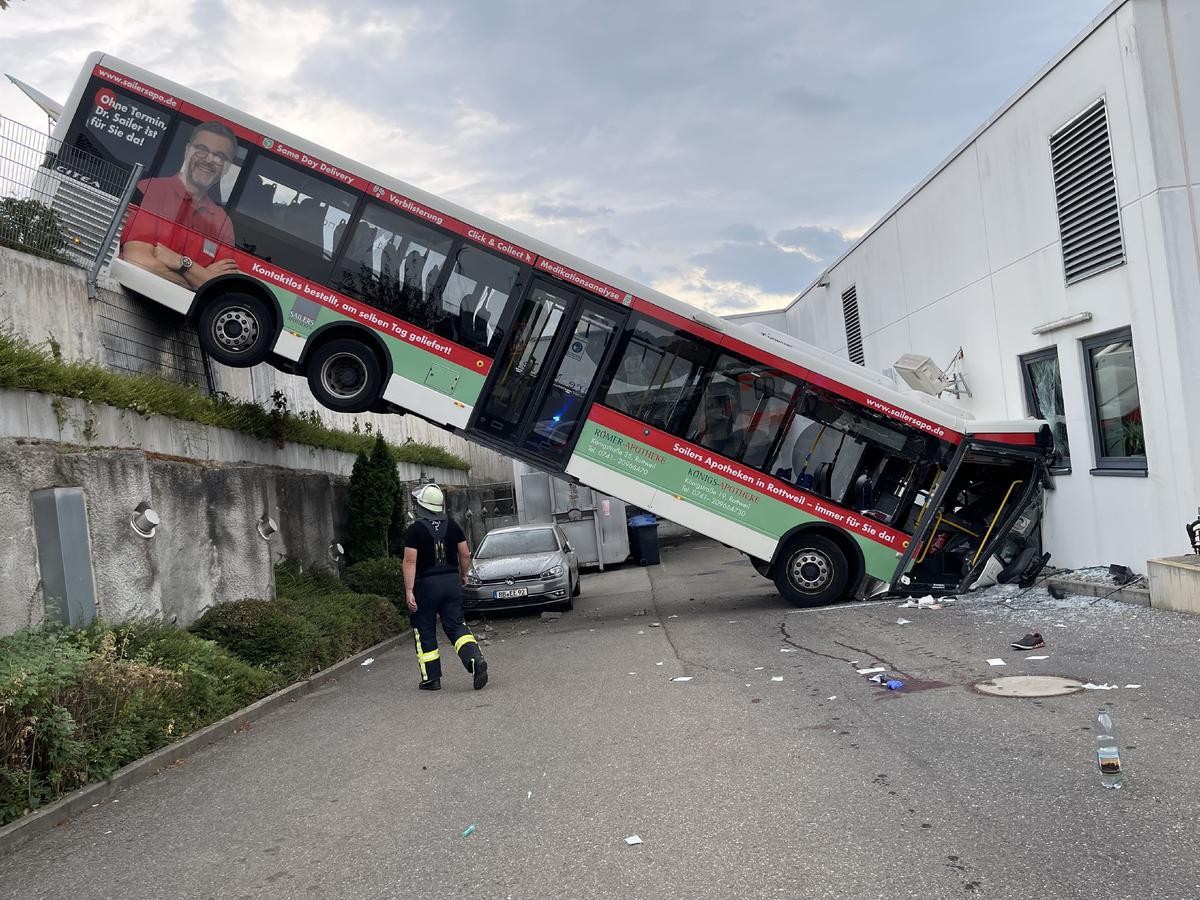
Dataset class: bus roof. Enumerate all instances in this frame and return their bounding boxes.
[75,52,1044,441]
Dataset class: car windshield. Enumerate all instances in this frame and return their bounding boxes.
[475,529,559,559]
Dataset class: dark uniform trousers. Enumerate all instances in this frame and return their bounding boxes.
[412,571,482,683]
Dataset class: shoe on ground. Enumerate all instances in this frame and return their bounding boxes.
[1011,632,1045,651]
[418,679,441,691]
[473,658,489,691]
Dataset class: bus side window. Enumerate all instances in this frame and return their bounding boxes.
[229,154,357,283]
[439,246,521,354]
[600,318,713,432]
[331,201,453,328]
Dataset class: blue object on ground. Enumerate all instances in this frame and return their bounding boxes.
[886,680,904,690]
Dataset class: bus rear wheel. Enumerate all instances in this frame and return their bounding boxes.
[774,534,849,607]
[197,293,274,367]
[307,338,384,413]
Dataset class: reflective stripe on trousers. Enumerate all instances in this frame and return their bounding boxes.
[412,571,483,683]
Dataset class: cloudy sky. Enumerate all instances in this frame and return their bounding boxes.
[1,0,1110,314]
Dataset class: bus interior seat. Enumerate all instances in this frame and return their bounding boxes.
[289,198,326,247]
[380,240,399,282]
[239,177,274,219]
[458,287,489,346]
[811,461,834,498]
[345,221,377,273]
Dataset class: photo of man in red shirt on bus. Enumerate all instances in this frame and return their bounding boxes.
[119,121,240,290]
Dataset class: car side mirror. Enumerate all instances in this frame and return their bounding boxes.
[564,542,573,553]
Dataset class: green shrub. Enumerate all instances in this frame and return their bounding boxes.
[343,557,407,603]
[0,197,69,262]
[71,621,283,730]
[189,600,322,684]
[0,327,470,469]
[192,565,407,682]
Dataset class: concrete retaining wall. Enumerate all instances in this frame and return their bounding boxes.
[0,245,513,483]
[0,439,346,635]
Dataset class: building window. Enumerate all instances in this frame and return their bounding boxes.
[841,285,864,366]
[1082,328,1146,474]
[1049,99,1125,284]
[1020,348,1070,472]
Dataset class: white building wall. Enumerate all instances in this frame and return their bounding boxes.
[769,0,1200,571]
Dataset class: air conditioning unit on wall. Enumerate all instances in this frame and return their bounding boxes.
[893,353,951,396]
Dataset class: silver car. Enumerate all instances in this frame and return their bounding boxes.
[463,524,581,612]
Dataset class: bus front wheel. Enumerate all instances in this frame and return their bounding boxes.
[774,534,849,607]
[307,339,384,413]
[197,293,274,367]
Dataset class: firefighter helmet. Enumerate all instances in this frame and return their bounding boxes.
[412,482,445,513]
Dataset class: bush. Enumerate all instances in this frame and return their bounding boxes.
[72,622,283,731]
[189,600,322,684]
[343,557,407,603]
[0,622,282,826]
[0,327,471,469]
[191,564,407,682]
[0,197,69,262]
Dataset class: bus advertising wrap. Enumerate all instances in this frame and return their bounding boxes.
[575,405,909,580]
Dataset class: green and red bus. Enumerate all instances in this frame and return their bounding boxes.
[49,52,1055,605]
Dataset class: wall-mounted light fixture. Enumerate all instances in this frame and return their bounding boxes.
[328,540,344,562]
[257,513,278,541]
[1031,311,1092,335]
[130,501,159,539]
[816,277,831,288]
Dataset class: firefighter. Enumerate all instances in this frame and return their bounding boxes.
[402,483,488,692]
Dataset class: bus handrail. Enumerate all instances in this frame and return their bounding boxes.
[971,479,1024,567]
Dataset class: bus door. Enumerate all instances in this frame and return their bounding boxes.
[892,439,1051,596]
[472,280,627,467]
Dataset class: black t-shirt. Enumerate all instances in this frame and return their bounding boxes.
[404,516,466,578]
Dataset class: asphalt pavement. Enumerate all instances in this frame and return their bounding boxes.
[2,535,1199,899]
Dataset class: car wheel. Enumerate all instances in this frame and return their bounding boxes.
[773,533,850,607]
[197,292,274,367]
[306,338,384,413]
[572,573,581,597]
[557,597,574,612]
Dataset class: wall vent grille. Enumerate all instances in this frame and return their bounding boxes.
[1050,99,1125,284]
[841,285,865,366]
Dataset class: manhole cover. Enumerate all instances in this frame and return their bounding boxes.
[975,675,1084,698]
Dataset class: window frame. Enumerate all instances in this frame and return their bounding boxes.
[1080,326,1147,476]
[225,147,362,284]
[1018,347,1071,474]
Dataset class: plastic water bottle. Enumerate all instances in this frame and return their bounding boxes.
[1095,708,1123,789]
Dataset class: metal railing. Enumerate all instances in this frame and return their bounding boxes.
[0,115,138,273]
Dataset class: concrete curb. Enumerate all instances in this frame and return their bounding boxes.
[1046,577,1151,607]
[0,629,411,858]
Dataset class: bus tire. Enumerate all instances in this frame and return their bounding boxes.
[773,534,850,607]
[307,338,384,413]
[197,292,274,367]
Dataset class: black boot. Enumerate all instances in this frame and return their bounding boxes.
[472,658,488,691]
[418,679,441,691]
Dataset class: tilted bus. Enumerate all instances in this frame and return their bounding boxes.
[46,52,1057,606]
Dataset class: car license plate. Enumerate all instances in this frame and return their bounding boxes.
[493,588,528,599]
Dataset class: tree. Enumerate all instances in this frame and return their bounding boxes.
[343,433,400,564]
[0,198,69,262]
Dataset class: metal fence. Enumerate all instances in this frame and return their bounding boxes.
[0,115,137,270]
